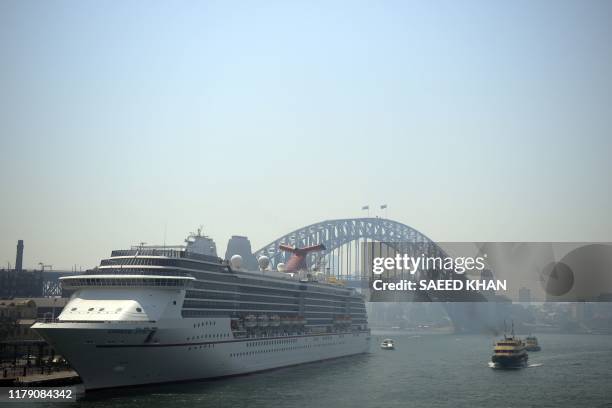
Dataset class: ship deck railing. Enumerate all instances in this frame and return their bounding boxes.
[110,249,222,263]
[59,274,196,289]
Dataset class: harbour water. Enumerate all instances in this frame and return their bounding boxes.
[45,333,611,408]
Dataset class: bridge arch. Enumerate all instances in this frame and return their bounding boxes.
[253,217,448,279]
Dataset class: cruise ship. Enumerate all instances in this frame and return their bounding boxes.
[32,231,370,390]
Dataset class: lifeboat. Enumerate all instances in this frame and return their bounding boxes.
[269,315,281,327]
[281,316,293,326]
[334,315,352,325]
[257,314,269,327]
[244,314,257,328]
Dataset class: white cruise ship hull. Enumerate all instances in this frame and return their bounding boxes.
[33,236,371,391]
[34,318,370,390]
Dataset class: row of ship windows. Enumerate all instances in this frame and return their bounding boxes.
[100,258,226,272]
[185,291,363,309]
[195,271,348,295]
[307,307,356,312]
[186,291,366,311]
[185,297,298,307]
[84,339,132,345]
[190,276,353,297]
[188,344,215,350]
[185,310,363,319]
[187,302,353,314]
[65,278,186,287]
[183,301,300,311]
[183,270,311,291]
[305,299,365,307]
[187,333,230,340]
[247,338,298,347]
[184,302,360,314]
[297,319,336,325]
[229,341,347,357]
[88,268,187,277]
[191,283,358,303]
[183,314,367,326]
[180,310,366,319]
[186,290,298,302]
[193,320,217,328]
[182,310,231,318]
[70,306,142,313]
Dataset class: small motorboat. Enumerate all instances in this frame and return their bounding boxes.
[380,338,395,350]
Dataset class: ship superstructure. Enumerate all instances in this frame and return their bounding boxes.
[32,231,370,390]
[491,322,528,368]
[524,335,541,351]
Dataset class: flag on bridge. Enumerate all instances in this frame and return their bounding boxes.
[361,205,369,210]
[380,204,387,210]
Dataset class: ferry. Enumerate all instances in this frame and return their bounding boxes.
[524,335,541,351]
[380,339,395,350]
[491,322,528,368]
[32,231,370,390]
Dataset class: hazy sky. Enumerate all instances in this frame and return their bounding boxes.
[1,0,611,270]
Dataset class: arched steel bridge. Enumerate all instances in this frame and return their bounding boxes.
[255,218,435,263]
[254,217,458,285]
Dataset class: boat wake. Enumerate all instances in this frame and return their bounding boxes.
[488,362,522,369]
[488,362,542,369]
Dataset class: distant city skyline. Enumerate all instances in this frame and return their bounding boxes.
[1,1,611,269]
